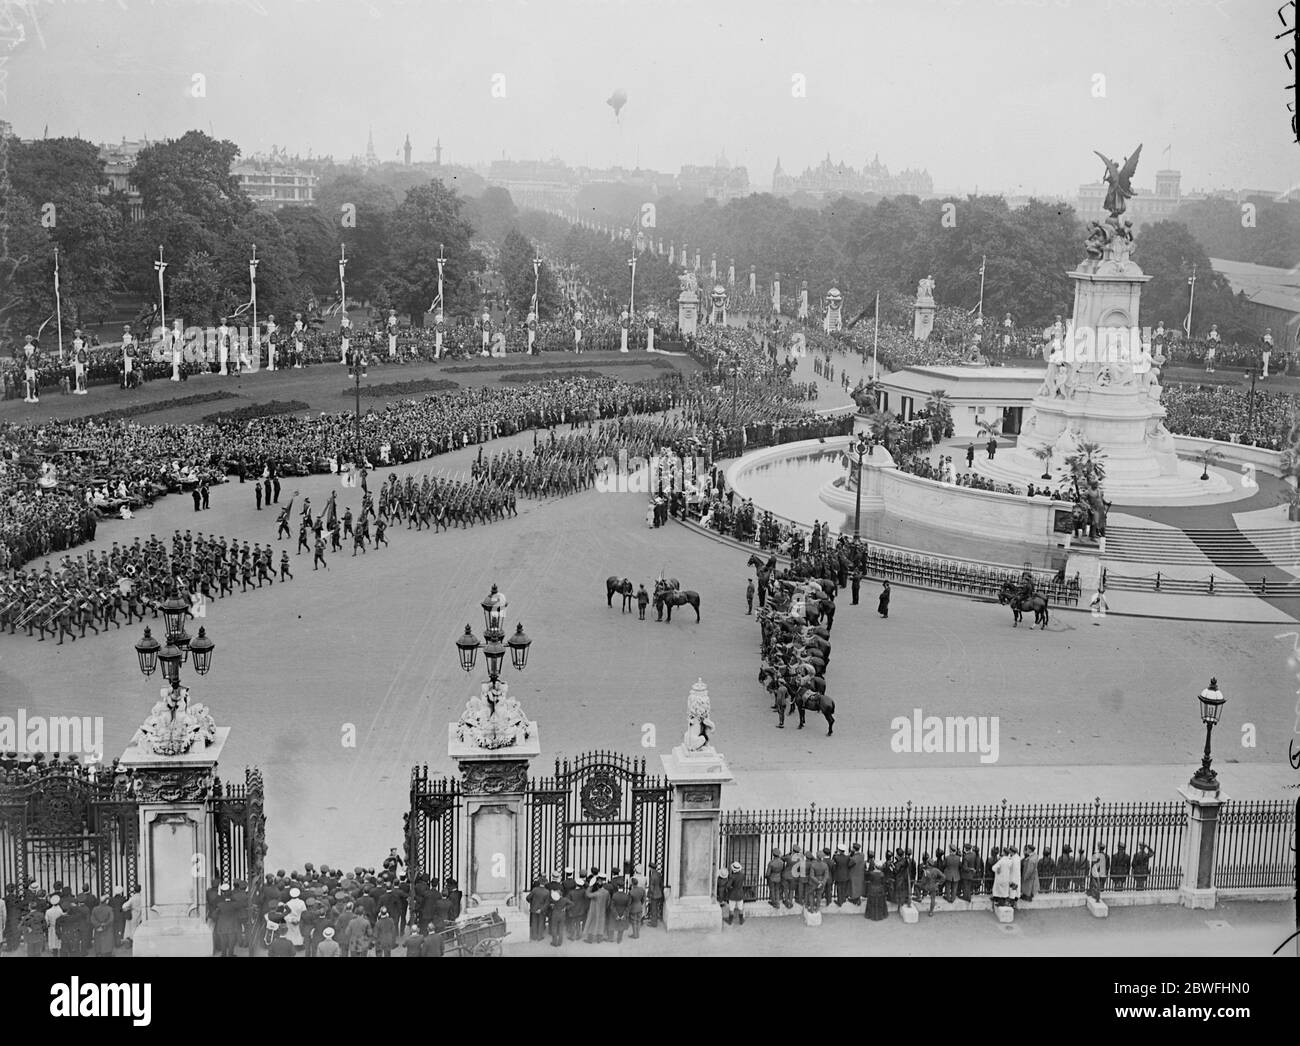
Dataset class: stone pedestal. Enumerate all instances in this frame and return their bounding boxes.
[677,292,700,337]
[660,745,734,931]
[900,903,919,924]
[995,904,1015,923]
[448,725,540,937]
[913,299,935,341]
[118,726,229,957]
[1086,896,1110,918]
[1177,784,1227,910]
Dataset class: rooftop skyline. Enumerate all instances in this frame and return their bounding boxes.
[2,0,1293,199]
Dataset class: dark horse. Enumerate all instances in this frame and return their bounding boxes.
[747,553,778,609]
[605,576,632,609]
[997,581,1050,629]
[791,688,835,735]
[654,583,701,623]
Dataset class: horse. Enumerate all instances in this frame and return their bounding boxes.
[605,576,632,608]
[654,588,701,623]
[747,553,778,608]
[997,582,1050,629]
[791,688,836,735]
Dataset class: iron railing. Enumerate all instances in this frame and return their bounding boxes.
[719,798,1191,900]
[1215,799,1297,889]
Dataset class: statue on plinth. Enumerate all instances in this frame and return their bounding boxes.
[823,288,844,334]
[678,270,699,297]
[683,678,716,754]
[1145,419,1177,457]
[131,686,217,757]
[456,680,532,750]
[1094,145,1142,219]
[915,275,935,303]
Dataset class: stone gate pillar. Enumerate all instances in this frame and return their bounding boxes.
[119,721,229,958]
[448,682,539,937]
[1177,784,1228,909]
[659,679,734,931]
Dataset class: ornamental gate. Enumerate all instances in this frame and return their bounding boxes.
[209,768,268,891]
[405,765,462,885]
[525,751,671,884]
[0,759,139,899]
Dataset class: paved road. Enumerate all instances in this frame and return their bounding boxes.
[503,899,1295,960]
[2,424,1294,870]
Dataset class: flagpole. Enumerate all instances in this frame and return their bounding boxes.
[977,255,986,326]
[53,247,64,363]
[249,244,259,362]
[154,246,167,352]
[872,291,880,382]
[1185,263,1197,338]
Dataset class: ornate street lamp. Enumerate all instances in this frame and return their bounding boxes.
[134,583,215,695]
[135,627,160,677]
[457,584,530,686]
[1189,677,1227,791]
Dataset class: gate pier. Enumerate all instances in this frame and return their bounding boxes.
[448,720,540,936]
[119,726,229,957]
[660,744,734,931]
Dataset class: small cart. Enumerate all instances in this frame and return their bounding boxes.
[437,911,508,957]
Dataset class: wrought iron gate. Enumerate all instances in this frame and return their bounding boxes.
[0,757,139,898]
[209,768,267,890]
[526,750,671,884]
[406,765,462,885]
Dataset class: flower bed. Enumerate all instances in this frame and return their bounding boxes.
[81,390,241,424]
[340,378,461,399]
[203,400,312,426]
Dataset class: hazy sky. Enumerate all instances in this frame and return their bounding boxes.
[3,0,1297,197]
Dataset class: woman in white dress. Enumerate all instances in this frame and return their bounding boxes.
[284,887,306,948]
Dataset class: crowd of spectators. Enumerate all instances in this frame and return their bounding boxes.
[1160,384,1293,450]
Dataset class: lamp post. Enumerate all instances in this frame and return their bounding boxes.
[133,582,215,701]
[455,584,532,706]
[1189,677,1227,791]
[850,431,872,539]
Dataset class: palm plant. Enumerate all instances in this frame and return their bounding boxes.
[925,388,954,442]
[975,418,1001,440]
[1199,446,1222,481]
[1031,444,1054,480]
[1064,440,1107,498]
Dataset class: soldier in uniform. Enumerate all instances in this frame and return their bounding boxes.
[1130,842,1153,890]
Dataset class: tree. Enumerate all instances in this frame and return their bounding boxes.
[6,137,125,331]
[168,251,223,328]
[498,228,562,319]
[277,206,339,297]
[465,187,519,245]
[131,131,250,238]
[1134,221,1238,336]
[385,181,481,324]
[314,171,398,304]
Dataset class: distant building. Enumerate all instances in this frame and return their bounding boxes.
[98,138,148,222]
[772,153,933,198]
[1076,168,1206,227]
[233,159,318,208]
[487,158,576,209]
[676,155,749,202]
